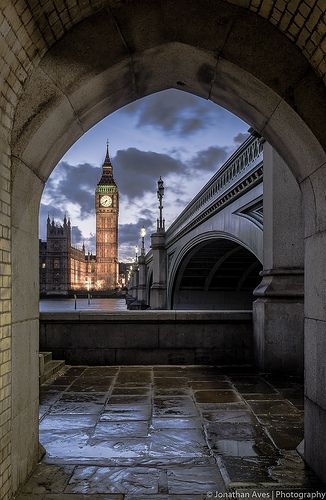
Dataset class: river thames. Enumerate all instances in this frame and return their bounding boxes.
[40,298,127,312]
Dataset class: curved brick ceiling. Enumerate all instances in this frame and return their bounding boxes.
[0,0,325,134]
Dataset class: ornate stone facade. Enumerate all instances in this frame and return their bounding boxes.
[39,146,118,294]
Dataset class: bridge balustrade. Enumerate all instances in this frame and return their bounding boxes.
[166,135,263,244]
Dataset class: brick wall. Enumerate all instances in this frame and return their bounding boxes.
[0,130,12,500]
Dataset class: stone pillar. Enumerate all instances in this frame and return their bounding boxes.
[301,161,326,482]
[137,255,147,303]
[130,267,138,299]
[253,143,304,374]
[150,231,167,309]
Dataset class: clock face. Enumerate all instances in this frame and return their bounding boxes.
[100,195,112,207]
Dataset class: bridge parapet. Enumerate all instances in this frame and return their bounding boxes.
[166,135,263,244]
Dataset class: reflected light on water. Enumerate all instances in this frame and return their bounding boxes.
[40,298,127,312]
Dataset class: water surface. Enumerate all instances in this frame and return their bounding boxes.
[40,298,127,312]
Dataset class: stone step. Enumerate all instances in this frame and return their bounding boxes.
[40,359,66,385]
[39,351,52,379]
[41,351,52,364]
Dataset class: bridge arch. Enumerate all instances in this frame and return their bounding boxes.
[168,232,262,309]
[1,0,325,493]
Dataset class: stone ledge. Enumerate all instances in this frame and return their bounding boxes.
[40,310,253,322]
[40,311,253,365]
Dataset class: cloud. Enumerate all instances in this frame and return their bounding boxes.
[72,232,96,253]
[71,226,83,246]
[123,89,219,136]
[39,202,65,223]
[114,148,185,199]
[189,146,229,172]
[234,132,249,144]
[119,217,154,245]
[44,162,100,219]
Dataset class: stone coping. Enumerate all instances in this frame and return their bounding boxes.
[40,310,253,322]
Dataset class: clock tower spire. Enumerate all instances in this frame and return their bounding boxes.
[95,142,119,289]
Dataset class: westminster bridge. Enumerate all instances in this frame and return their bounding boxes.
[126,133,304,376]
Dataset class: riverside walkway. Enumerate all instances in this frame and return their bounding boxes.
[15,365,323,499]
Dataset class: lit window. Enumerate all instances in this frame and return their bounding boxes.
[42,263,46,269]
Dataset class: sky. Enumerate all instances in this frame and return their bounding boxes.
[39,89,249,261]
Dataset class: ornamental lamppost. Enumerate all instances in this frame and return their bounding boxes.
[140,227,146,256]
[150,176,167,309]
[157,177,165,232]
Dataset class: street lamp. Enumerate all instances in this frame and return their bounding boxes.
[157,176,165,231]
[135,245,139,261]
[140,226,146,255]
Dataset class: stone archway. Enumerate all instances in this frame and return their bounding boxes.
[167,230,263,308]
[1,1,325,496]
[170,237,262,310]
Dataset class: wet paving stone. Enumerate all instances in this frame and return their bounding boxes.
[199,402,248,412]
[206,421,259,440]
[270,451,324,487]
[221,456,280,484]
[91,421,149,438]
[60,392,108,402]
[111,387,150,396]
[116,371,152,385]
[107,395,150,405]
[16,495,123,499]
[189,380,232,390]
[153,397,198,417]
[20,464,74,494]
[40,391,63,406]
[207,421,278,457]
[44,384,70,392]
[30,365,321,496]
[40,405,51,418]
[167,466,224,493]
[150,429,209,457]
[86,437,151,458]
[65,366,88,376]
[65,466,160,494]
[100,406,151,421]
[187,373,223,381]
[263,423,304,450]
[242,393,283,401]
[68,379,114,392]
[155,387,191,396]
[152,417,202,429]
[154,377,189,388]
[49,401,105,415]
[124,496,206,500]
[202,409,256,424]
[248,400,300,416]
[40,415,98,431]
[194,390,242,404]
[230,377,278,394]
[40,429,91,460]
[81,367,119,377]
[48,377,76,386]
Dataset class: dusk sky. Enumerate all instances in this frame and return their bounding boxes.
[39,89,249,261]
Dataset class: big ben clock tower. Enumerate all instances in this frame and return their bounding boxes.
[95,143,119,289]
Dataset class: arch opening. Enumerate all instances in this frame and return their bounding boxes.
[172,238,262,310]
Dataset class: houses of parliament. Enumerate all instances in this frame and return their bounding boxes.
[39,145,120,294]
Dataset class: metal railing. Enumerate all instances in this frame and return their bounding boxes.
[166,135,263,243]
